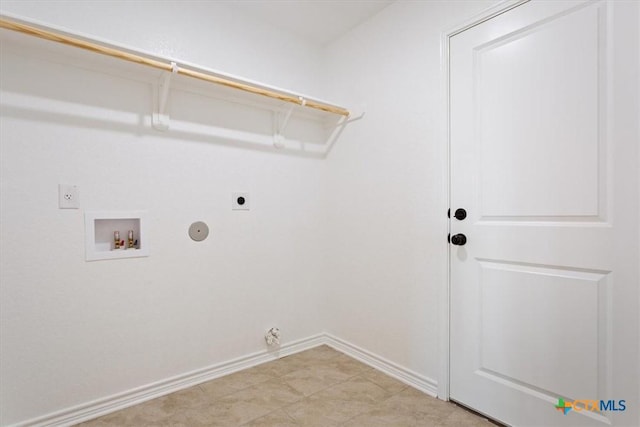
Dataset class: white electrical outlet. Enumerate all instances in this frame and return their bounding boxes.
[232,192,250,210]
[58,184,80,209]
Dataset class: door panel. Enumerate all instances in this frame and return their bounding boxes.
[479,261,604,399]
[477,3,601,219]
[449,1,638,426]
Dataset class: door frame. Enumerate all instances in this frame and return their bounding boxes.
[438,0,530,401]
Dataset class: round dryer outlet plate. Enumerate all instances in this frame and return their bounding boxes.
[188,221,209,242]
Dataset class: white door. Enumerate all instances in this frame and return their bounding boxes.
[449,1,639,426]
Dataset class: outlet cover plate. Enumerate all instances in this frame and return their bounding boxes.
[59,184,80,209]
[232,192,250,210]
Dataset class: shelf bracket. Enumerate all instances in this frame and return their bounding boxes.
[152,62,178,131]
[273,97,304,148]
[322,108,366,155]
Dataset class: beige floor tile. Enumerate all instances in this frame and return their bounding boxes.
[194,398,274,426]
[183,378,304,426]
[440,406,496,426]
[227,378,304,409]
[358,367,409,394]
[281,362,355,396]
[198,378,240,400]
[115,406,159,425]
[287,394,375,424]
[79,387,206,427]
[312,375,391,404]
[74,347,489,427]
[282,399,342,427]
[379,387,455,423]
[282,346,340,364]
[342,408,419,427]
[161,386,209,410]
[170,405,225,426]
[78,396,180,426]
[345,407,457,427]
[287,377,390,423]
[248,347,344,380]
[249,358,301,378]
[257,357,313,378]
[290,345,342,362]
[321,354,371,377]
[242,409,299,426]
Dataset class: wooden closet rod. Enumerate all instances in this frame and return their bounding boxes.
[0,17,350,116]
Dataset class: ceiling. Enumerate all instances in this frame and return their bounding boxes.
[226,1,394,46]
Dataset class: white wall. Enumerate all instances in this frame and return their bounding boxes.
[0,2,328,425]
[0,0,506,425]
[322,0,493,384]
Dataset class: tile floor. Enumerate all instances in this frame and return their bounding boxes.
[76,345,493,426]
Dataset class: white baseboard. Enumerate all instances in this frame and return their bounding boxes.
[324,334,438,398]
[13,334,325,427]
[11,333,438,426]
